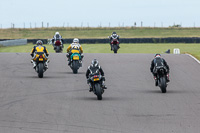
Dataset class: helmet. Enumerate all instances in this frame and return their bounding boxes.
[73,38,79,43]
[36,40,43,46]
[112,32,116,34]
[91,59,99,67]
[112,32,117,38]
[55,32,59,35]
[154,54,161,58]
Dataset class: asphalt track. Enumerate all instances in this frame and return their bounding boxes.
[0,53,200,133]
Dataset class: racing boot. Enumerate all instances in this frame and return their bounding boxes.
[45,61,48,69]
[31,60,36,69]
[89,83,93,92]
[68,60,71,66]
[80,60,82,67]
[117,44,120,49]
[166,74,170,82]
[154,76,158,86]
[102,81,107,89]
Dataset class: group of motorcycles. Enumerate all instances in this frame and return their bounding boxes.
[32,37,168,100]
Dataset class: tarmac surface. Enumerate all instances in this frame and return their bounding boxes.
[0,53,200,133]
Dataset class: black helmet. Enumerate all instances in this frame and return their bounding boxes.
[91,59,99,67]
[36,40,43,46]
[112,31,116,34]
[154,53,161,58]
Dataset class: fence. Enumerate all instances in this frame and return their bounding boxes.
[28,37,200,44]
[0,39,27,46]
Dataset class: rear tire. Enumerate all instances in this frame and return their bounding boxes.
[160,77,167,93]
[55,46,62,53]
[95,83,102,100]
[38,63,44,78]
[72,61,78,74]
[113,45,118,54]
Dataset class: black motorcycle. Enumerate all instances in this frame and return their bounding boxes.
[155,66,168,93]
[89,71,104,100]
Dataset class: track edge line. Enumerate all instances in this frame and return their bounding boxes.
[186,53,200,64]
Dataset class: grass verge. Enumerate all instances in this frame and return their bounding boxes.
[1,27,200,39]
[0,43,200,60]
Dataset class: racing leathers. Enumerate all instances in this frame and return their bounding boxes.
[66,43,83,65]
[150,57,170,86]
[30,45,49,69]
[109,34,120,50]
[86,65,107,91]
[52,34,64,48]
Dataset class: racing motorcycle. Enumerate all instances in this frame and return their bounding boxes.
[33,52,48,78]
[68,53,83,74]
[89,71,104,100]
[54,40,63,53]
[110,38,120,54]
[155,66,168,93]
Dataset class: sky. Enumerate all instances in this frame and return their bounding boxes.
[0,0,199,28]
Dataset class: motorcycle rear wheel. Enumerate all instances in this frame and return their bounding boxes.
[159,77,167,93]
[95,83,102,100]
[38,63,44,78]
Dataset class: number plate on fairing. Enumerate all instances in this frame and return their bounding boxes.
[94,78,99,81]
[73,56,79,60]
[39,58,43,61]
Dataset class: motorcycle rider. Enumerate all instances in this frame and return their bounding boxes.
[109,31,120,50]
[86,59,107,92]
[150,54,170,86]
[30,40,49,69]
[52,32,64,49]
[66,38,83,65]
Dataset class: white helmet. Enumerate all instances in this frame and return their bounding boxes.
[55,32,59,35]
[73,38,79,43]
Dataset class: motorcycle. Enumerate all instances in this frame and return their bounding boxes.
[54,40,63,53]
[155,66,168,93]
[109,37,120,54]
[34,52,48,78]
[89,71,104,100]
[69,53,83,74]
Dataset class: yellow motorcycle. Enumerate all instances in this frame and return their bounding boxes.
[34,52,48,78]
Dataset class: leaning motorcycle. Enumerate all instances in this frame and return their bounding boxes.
[54,40,63,53]
[111,38,119,54]
[34,52,48,78]
[155,66,167,93]
[69,53,83,74]
[89,72,104,100]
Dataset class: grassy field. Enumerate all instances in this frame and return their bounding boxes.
[1,27,200,39]
[0,43,200,59]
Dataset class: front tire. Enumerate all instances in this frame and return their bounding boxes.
[38,63,44,78]
[95,83,102,100]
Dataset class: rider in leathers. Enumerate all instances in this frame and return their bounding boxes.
[66,38,83,65]
[150,54,170,86]
[52,32,64,49]
[109,31,120,50]
[30,40,49,69]
[86,59,107,92]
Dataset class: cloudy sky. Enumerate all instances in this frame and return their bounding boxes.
[0,0,199,28]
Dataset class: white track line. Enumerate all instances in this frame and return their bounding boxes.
[186,53,200,64]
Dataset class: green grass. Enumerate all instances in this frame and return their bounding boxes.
[0,43,200,59]
[1,27,200,39]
